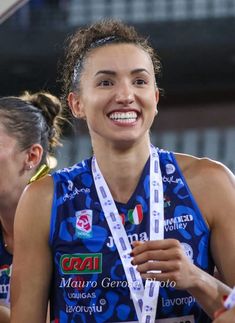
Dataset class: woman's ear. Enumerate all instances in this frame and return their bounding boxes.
[24,144,43,171]
[155,87,159,105]
[155,88,159,116]
[67,92,86,119]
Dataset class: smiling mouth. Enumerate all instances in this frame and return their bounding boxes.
[108,111,138,123]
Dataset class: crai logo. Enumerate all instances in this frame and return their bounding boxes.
[60,253,102,274]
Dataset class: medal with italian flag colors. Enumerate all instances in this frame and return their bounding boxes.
[128,204,143,224]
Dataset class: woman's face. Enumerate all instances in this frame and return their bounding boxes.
[0,123,27,201]
[70,43,159,148]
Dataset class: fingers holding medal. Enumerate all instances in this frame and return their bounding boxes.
[131,238,197,290]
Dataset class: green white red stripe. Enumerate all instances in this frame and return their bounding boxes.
[128,204,143,224]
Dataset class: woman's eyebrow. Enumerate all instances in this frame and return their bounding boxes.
[95,70,116,76]
[95,68,150,77]
[130,68,150,75]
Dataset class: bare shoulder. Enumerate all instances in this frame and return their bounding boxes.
[11,175,54,321]
[15,174,54,237]
[174,152,235,227]
[174,152,235,186]
[23,173,54,200]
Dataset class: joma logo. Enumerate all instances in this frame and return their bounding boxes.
[60,253,102,274]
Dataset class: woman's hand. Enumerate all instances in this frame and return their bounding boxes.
[131,238,199,290]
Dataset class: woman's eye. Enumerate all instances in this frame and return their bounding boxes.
[134,79,147,85]
[98,80,113,86]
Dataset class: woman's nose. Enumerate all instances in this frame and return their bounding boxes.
[115,83,134,105]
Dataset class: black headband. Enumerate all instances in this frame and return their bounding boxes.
[73,35,121,86]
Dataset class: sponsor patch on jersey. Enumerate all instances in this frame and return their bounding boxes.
[75,210,93,238]
[165,163,176,175]
[60,253,102,274]
[128,204,143,225]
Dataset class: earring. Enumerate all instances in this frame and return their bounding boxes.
[27,164,33,170]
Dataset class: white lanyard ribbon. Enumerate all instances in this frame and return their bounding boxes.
[92,145,164,323]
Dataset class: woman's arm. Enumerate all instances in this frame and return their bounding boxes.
[132,157,235,318]
[213,306,235,322]
[10,176,53,323]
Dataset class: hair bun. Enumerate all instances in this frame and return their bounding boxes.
[20,91,64,148]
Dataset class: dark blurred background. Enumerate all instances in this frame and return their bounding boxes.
[0,0,235,170]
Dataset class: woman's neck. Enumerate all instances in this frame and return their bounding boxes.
[92,139,150,203]
[0,182,29,254]
[0,204,15,254]
[0,204,15,235]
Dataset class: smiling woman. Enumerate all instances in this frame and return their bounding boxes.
[68,42,158,150]
[10,19,235,323]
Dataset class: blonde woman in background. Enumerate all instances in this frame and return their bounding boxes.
[0,91,64,322]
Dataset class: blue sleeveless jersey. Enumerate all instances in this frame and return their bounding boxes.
[50,149,214,323]
[0,229,12,306]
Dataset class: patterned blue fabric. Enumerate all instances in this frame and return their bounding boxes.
[50,149,214,322]
[0,229,13,306]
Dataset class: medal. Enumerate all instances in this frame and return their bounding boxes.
[92,145,164,322]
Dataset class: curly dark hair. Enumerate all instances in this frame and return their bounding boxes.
[60,19,161,109]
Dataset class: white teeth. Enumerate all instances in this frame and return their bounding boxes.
[109,111,138,122]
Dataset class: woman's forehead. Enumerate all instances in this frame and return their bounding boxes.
[83,43,154,74]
